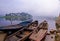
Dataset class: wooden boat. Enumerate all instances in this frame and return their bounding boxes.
[5,21,38,41]
[50,29,56,34]
[38,20,48,30]
[5,28,33,41]
[27,20,38,30]
[29,29,47,41]
[29,20,48,41]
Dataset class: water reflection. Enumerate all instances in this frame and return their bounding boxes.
[0,12,33,27]
[0,18,22,27]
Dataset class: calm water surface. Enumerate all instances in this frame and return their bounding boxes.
[0,16,56,30]
[33,16,56,41]
[33,16,56,31]
[0,18,21,27]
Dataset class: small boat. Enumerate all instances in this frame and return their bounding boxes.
[5,21,38,41]
[29,29,47,41]
[27,20,38,30]
[38,20,48,30]
[5,28,33,41]
[50,29,56,34]
[29,20,48,41]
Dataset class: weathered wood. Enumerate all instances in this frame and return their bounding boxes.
[38,20,48,30]
[5,28,33,41]
[5,21,38,41]
[29,29,47,41]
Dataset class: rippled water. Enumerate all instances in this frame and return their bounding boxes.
[33,16,56,31]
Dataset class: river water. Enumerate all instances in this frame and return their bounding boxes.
[0,16,56,30]
[0,16,56,41]
[33,16,56,41]
[33,16,56,31]
[0,18,22,27]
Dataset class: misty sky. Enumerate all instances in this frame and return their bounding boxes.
[0,0,59,16]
